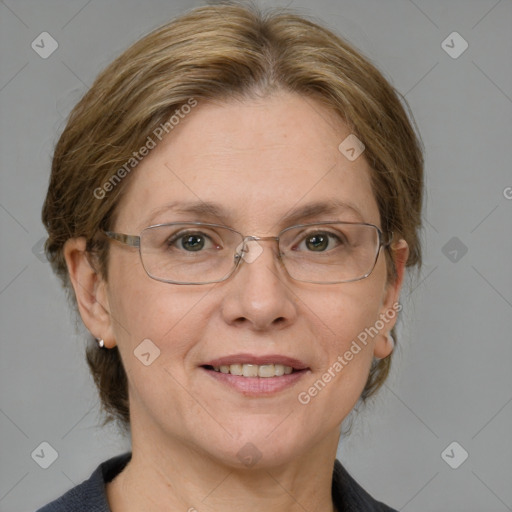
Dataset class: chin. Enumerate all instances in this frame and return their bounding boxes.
[197,422,314,471]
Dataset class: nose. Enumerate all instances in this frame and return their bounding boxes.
[220,238,298,331]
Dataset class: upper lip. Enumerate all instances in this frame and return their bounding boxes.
[202,354,309,370]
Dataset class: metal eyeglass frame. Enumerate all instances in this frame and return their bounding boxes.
[102,221,393,285]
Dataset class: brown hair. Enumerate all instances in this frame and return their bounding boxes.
[42,2,423,432]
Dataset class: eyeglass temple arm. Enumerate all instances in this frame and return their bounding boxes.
[103,231,140,248]
[382,230,394,248]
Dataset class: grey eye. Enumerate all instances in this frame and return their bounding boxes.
[305,233,329,251]
[180,234,206,251]
[297,231,344,252]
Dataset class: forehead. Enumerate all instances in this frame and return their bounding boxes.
[114,92,380,232]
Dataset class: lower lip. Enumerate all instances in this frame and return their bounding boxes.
[202,367,309,395]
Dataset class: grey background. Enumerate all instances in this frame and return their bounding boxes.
[1,0,511,510]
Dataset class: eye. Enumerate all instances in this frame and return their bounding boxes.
[167,231,218,252]
[296,230,345,252]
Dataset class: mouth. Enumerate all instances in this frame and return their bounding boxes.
[200,355,310,395]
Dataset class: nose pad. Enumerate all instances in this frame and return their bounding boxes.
[235,239,264,264]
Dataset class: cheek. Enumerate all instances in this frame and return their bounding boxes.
[107,256,206,359]
[312,276,385,351]
[306,278,386,400]
[107,277,208,410]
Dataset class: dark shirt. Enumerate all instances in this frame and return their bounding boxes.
[36,452,397,511]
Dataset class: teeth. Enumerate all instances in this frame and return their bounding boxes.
[243,364,259,377]
[274,364,285,376]
[211,363,295,377]
[229,364,243,376]
[258,364,275,378]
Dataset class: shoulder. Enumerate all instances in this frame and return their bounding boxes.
[332,459,398,512]
[35,452,131,512]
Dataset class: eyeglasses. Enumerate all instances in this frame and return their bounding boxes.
[102,221,392,285]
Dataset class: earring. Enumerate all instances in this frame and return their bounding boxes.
[97,338,105,348]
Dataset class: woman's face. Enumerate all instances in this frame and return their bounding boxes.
[93,92,406,467]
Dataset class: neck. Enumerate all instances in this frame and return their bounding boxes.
[106,418,339,512]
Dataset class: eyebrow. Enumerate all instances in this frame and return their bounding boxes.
[142,199,365,228]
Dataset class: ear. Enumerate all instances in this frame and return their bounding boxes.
[373,238,409,359]
[63,237,116,348]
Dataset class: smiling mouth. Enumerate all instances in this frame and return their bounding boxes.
[202,364,301,378]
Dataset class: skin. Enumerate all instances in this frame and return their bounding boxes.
[64,91,408,512]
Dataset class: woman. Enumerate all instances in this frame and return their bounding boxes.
[37,3,423,511]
